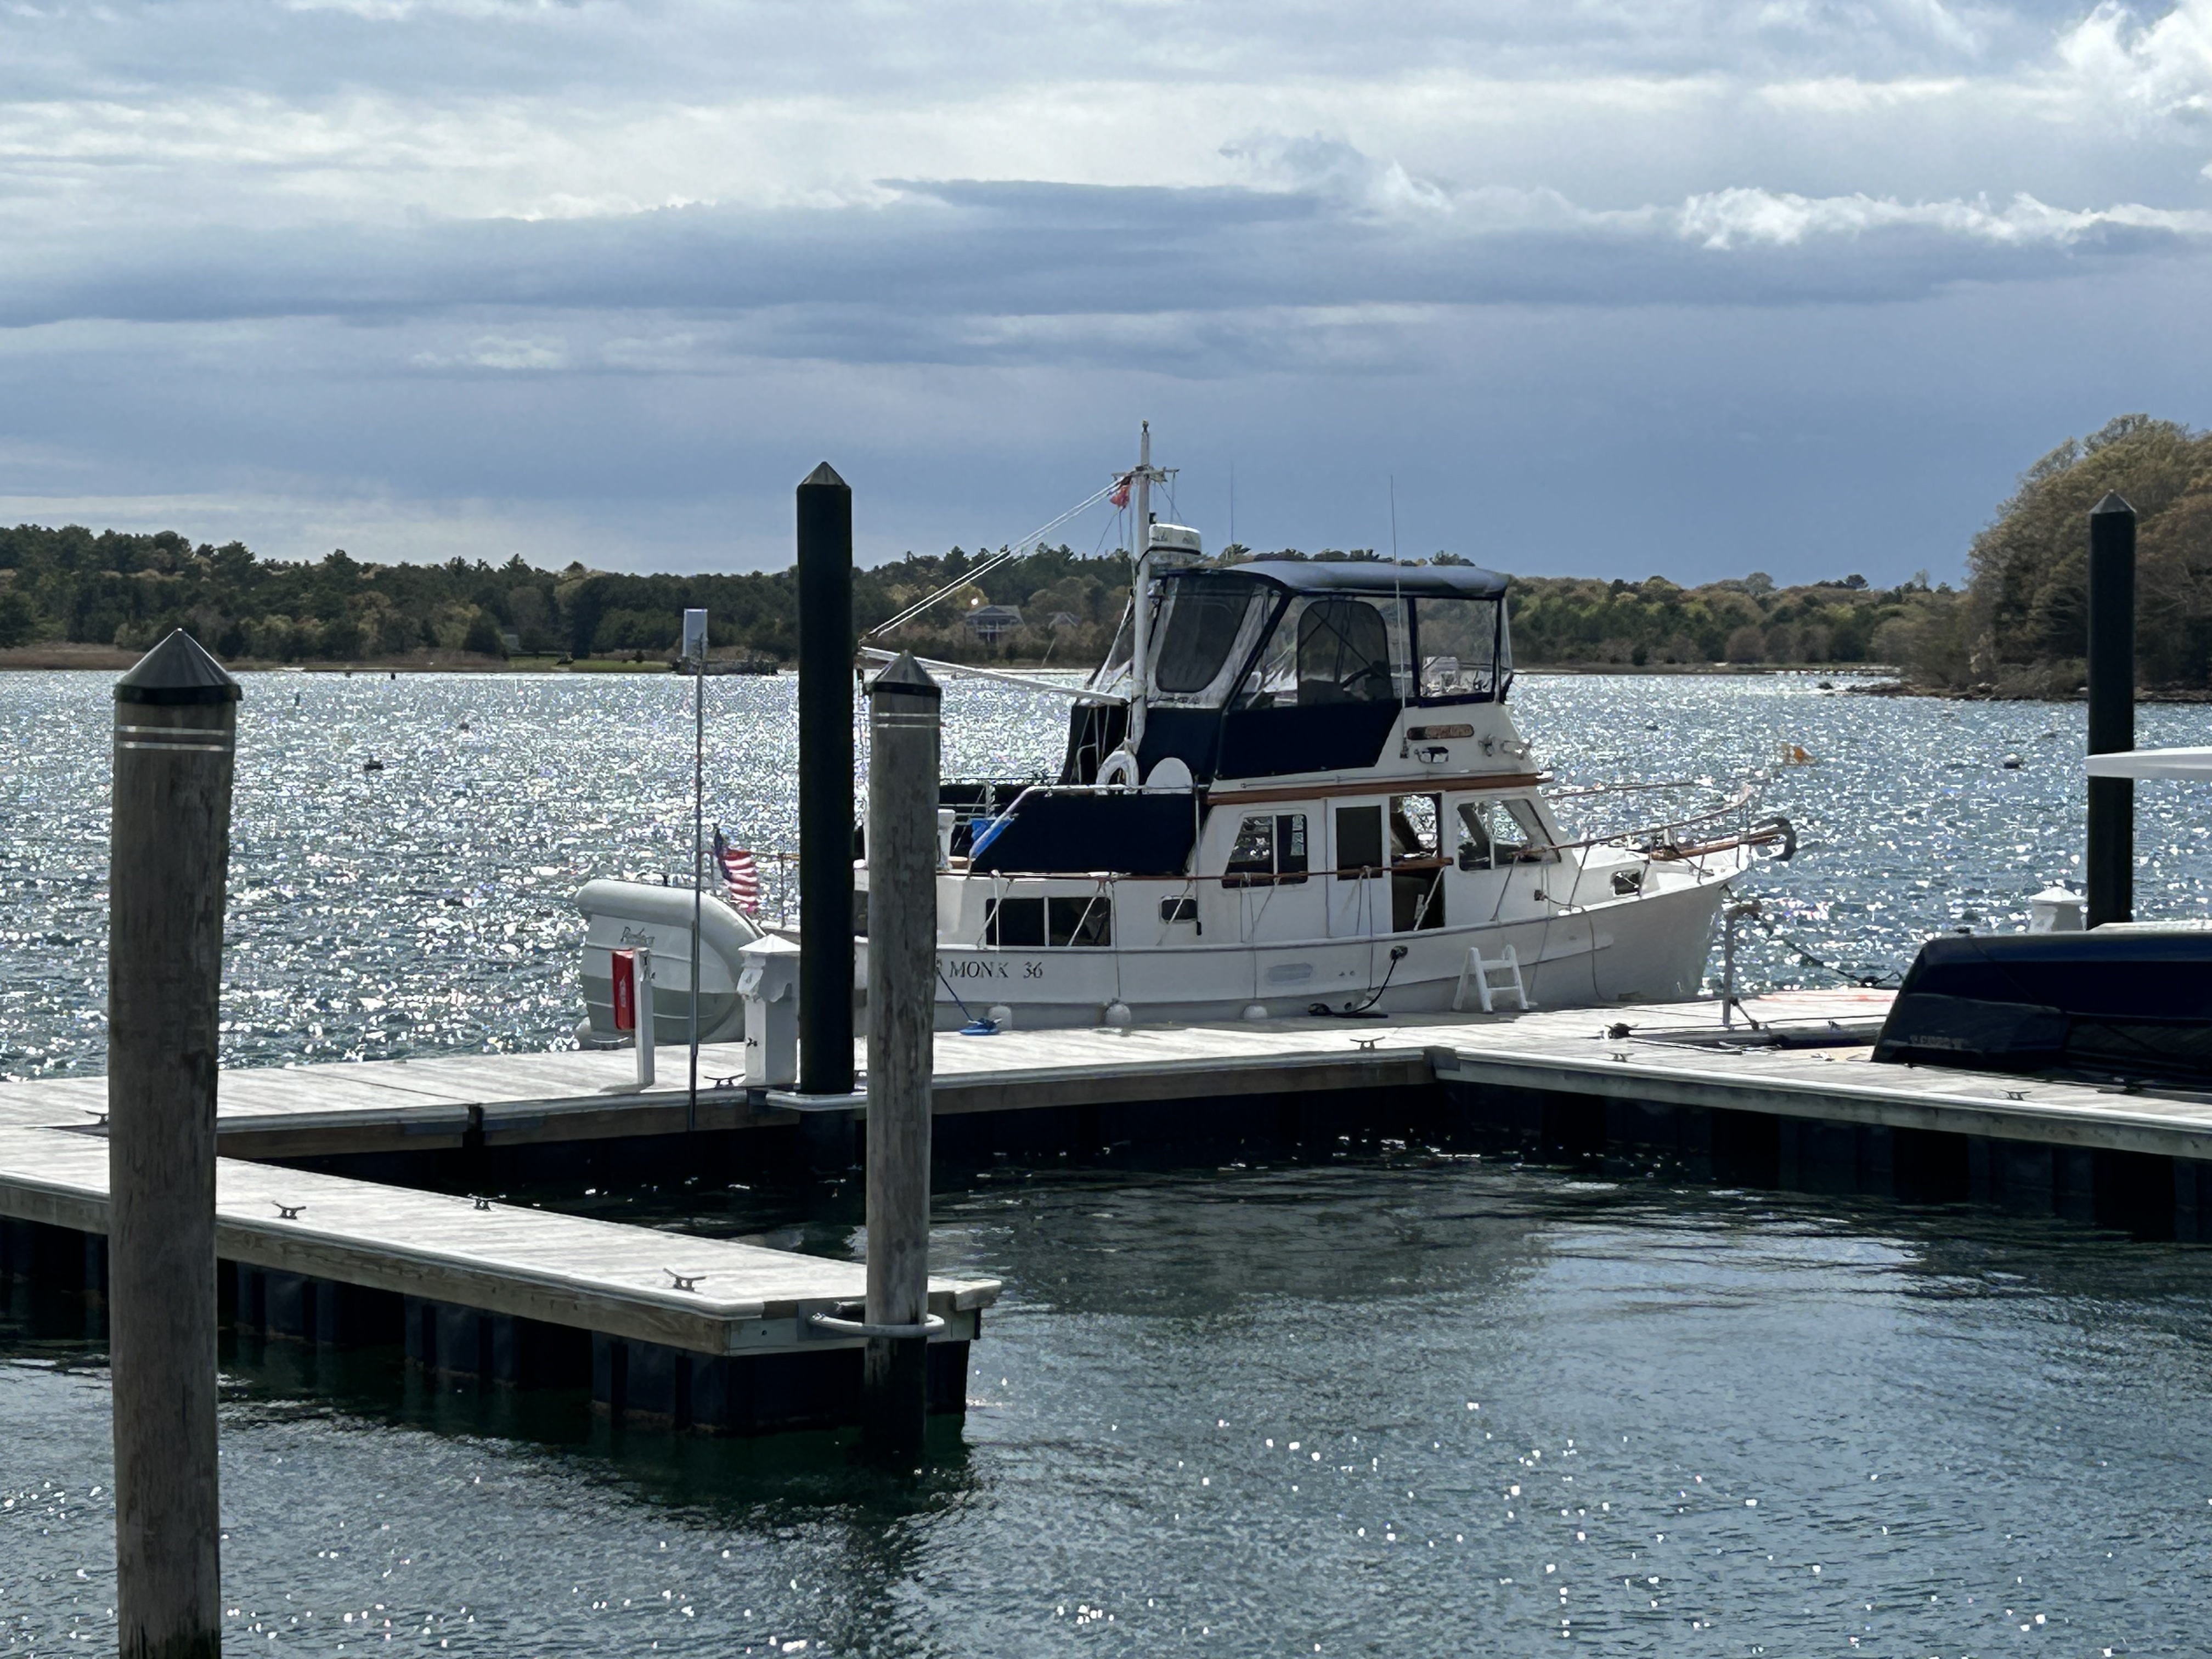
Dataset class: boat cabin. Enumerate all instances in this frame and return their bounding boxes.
[1059,557,1513,787]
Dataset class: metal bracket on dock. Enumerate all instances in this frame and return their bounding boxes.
[766,1089,870,1115]
[805,1307,947,1339]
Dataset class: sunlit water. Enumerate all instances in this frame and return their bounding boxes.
[9,668,2212,1655]
[9,666,2212,1079]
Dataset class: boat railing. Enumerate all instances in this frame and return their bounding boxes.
[1542,779,1775,858]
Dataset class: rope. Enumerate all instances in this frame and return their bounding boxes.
[1747,911,1901,989]
[867,482,1121,639]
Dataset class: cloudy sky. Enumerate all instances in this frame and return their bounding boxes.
[3,1,2209,582]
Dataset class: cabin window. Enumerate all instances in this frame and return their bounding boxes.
[1457,798,1555,867]
[1414,596,1506,699]
[1238,595,1412,709]
[1148,575,1273,706]
[1334,804,1383,878]
[1160,895,1199,926]
[1390,793,1446,930]
[1048,894,1114,947]
[1225,813,1309,886]
[984,896,1046,947]
[1389,794,1441,863]
[987,894,1112,946]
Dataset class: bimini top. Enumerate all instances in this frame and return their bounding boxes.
[1209,558,1510,600]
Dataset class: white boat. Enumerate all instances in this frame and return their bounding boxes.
[850,428,1790,1030]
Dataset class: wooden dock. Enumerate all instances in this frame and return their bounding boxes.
[13,980,2212,1440]
[2,988,1887,1159]
[0,1114,995,1434]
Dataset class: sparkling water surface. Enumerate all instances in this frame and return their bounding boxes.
[9,667,2212,1077]
[8,668,2212,1655]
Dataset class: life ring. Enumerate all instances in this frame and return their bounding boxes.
[1096,748,1141,788]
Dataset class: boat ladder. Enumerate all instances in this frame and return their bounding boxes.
[1454,944,1533,1014]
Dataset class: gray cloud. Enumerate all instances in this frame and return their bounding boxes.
[2,1,2210,580]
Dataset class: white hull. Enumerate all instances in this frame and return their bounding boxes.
[872,852,1741,1031]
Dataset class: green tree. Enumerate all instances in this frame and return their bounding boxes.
[0,584,39,647]
[1967,415,2212,685]
[462,610,507,656]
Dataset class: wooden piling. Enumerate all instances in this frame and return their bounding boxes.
[797,463,855,1097]
[862,653,940,1461]
[2087,491,2136,928]
[108,630,238,1659]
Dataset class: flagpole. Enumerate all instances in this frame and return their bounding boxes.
[685,608,707,1136]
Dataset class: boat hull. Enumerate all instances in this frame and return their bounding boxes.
[895,865,1735,1031]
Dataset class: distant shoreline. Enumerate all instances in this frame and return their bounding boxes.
[0,645,696,674]
[1,644,1899,680]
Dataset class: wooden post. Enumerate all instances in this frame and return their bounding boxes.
[109,630,239,1659]
[862,652,940,1462]
[684,607,707,1133]
[797,462,855,1097]
[2087,491,2136,928]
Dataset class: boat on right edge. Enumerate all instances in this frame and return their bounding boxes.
[1873,744,2212,1082]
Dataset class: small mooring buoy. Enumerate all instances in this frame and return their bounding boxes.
[2002,753,2022,770]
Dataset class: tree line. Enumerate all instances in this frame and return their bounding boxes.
[1879,414,2212,693]
[2,418,2200,689]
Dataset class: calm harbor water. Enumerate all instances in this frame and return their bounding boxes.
[9,667,2212,1655]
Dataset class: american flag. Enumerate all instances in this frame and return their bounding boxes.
[712,826,760,914]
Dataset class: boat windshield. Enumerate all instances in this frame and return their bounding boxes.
[1235,593,1413,708]
[1086,601,1136,699]
[1414,595,1509,701]
[1146,574,1275,709]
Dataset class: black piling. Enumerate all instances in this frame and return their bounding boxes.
[797,462,856,1097]
[2087,491,2137,928]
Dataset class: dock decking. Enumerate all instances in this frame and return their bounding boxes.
[0,1126,990,1357]
[12,981,2212,1439]
[4,988,1888,1157]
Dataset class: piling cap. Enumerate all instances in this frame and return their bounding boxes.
[867,651,941,702]
[114,629,241,706]
[2091,491,2136,517]
[799,461,848,490]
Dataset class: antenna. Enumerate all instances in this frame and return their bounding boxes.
[1229,457,1236,549]
[1389,475,1399,561]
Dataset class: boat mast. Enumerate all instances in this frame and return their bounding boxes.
[1127,421,1158,753]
